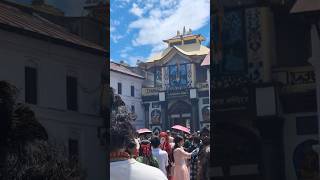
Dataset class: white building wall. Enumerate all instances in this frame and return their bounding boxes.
[0,29,106,180]
[110,70,145,129]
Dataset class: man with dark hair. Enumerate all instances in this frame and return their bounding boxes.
[189,134,201,180]
[110,93,167,180]
[197,127,210,180]
[151,136,169,176]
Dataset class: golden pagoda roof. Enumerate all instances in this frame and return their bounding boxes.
[163,34,205,43]
[147,43,209,63]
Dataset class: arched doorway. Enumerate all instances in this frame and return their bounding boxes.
[168,100,192,128]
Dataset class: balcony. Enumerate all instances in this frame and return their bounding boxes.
[272,66,315,93]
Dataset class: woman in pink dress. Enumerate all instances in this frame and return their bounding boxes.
[172,135,192,180]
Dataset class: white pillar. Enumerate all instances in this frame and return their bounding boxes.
[308,24,320,168]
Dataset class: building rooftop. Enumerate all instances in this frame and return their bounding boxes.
[0,1,106,54]
[147,28,209,63]
[163,27,205,43]
[110,62,144,79]
[147,43,209,63]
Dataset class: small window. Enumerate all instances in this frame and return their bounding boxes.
[170,41,182,47]
[67,76,78,111]
[25,67,37,104]
[197,65,207,83]
[131,105,135,113]
[68,139,79,162]
[296,116,318,135]
[131,85,134,97]
[202,98,209,105]
[184,39,196,45]
[118,83,122,95]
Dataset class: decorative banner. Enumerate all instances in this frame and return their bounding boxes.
[213,9,247,75]
[151,109,161,124]
[213,86,255,120]
[166,89,189,99]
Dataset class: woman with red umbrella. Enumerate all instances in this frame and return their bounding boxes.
[172,135,198,180]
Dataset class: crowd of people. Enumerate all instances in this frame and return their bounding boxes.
[132,129,210,180]
[109,92,210,180]
[110,92,210,180]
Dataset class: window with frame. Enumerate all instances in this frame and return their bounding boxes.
[170,41,182,47]
[25,66,38,104]
[197,65,207,83]
[184,39,196,45]
[296,116,318,135]
[66,76,78,111]
[118,82,122,95]
[154,67,162,87]
[169,64,187,87]
[131,85,134,97]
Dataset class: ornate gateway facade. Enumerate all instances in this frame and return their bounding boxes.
[139,30,210,133]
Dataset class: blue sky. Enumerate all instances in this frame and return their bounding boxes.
[110,0,210,66]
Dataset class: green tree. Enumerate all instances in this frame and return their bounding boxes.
[0,81,85,180]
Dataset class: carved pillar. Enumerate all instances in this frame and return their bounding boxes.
[308,24,320,172]
[191,99,199,132]
[143,103,150,128]
[160,101,168,130]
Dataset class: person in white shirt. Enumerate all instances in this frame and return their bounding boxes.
[151,136,169,176]
[109,92,167,180]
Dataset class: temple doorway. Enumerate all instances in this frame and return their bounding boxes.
[168,100,192,128]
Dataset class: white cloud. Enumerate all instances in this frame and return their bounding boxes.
[113,20,121,26]
[110,26,115,32]
[110,19,123,41]
[130,3,144,17]
[110,19,121,33]
[127,56,145,66]
[111,34,124,43]
[115,0,132,8]
[160,0,179,8]
[128,0,210,57]
[149,43,167,58]
[120,46,133,58]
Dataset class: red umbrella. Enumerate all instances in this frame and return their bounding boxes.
[171,125,190,134]
[137,128,152,134]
